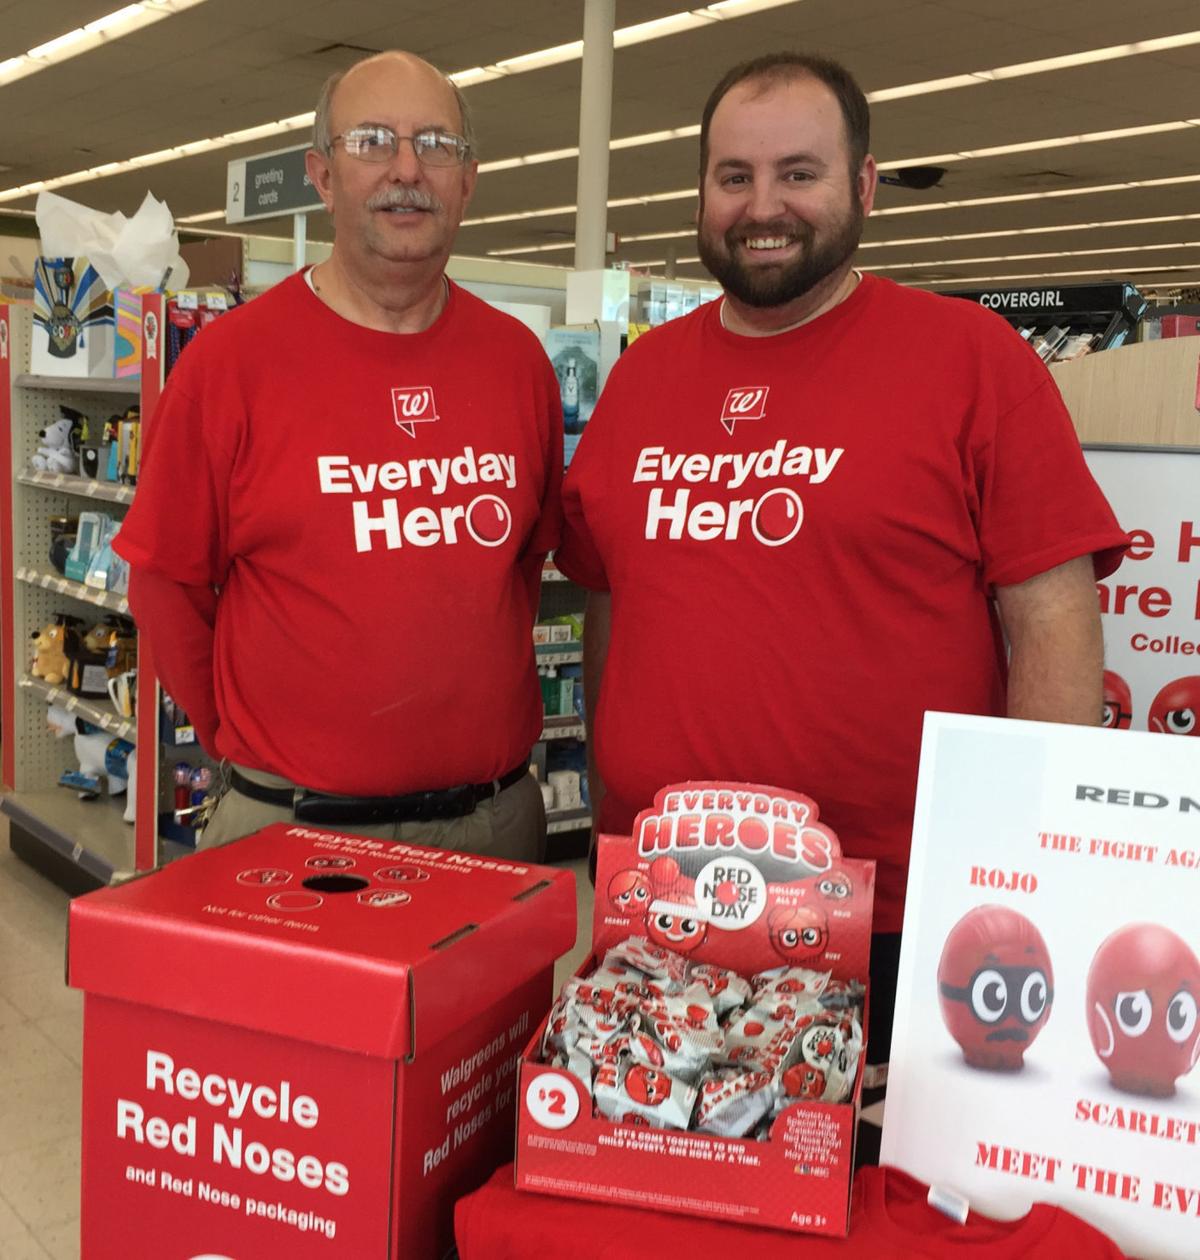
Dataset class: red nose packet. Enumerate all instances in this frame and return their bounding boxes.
[694,1068,775,1137]
[686,962,753,1018]
[594,1058,697,1130]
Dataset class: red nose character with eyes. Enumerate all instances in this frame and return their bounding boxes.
[625,1065,672,1107]
[814,868,854,902]
[783,1064,828,1100]
[607,869,653,916]
[769,904,829,962]
[937,905,1054,1071]
[1086,923,1200,1097]
[645,858,708,954]
[1101,671,1133,730]
[1148,676,1200,737]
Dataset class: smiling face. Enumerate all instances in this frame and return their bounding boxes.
[697,74,874,312]
[306,53,477,278]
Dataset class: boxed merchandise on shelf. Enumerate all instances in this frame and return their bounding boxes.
[515,781,875,1237]
[31,256,115,378]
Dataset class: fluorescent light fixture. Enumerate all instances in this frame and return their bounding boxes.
[859,212,1200,250]
[177,209,226,223]
[867,241,1198,273]
[917,262,1200,286]
[0,1,206,88]
[450,0,800,87]
[872,172,1200,218]
[0,113,313,204]
[880,119,1200,171]
[489,210,1200,262]
[868,31,1200,102]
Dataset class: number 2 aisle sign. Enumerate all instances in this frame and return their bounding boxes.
[883,713,1200,1260]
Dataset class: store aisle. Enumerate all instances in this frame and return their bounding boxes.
[0,828,82,1260]
[0,833,594,1260]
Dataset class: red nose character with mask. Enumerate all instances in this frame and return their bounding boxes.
[937,905,1054,1070]
[1101,670,1133,730]
[1086,923,1200,1097]
[1147,676,1200,737]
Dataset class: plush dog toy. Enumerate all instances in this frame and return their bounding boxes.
[31,415,80,475]
[46,704,132,799]
[30,620,74,685]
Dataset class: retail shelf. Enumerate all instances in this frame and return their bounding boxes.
[18,470,135,505]
[1,789,191,885]
[535,643,582,666]
[546,806,591,836]
[2,788,135,883]
[539,716,585,741]
[19,676,135,740]
[17,566,129,614]
[14,373,140,394]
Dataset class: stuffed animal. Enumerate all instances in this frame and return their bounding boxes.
[31,415,79,475]
[46,704,131,797]
[31,620,75,685]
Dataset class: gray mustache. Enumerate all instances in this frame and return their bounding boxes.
[365,187,442,212]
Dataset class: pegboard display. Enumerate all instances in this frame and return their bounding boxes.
[2,302,152,879]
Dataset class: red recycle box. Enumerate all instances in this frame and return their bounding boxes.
[68,823,575,1259]
[515,782,875,1237]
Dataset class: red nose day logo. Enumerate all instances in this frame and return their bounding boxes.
[720,386,769,435]
[391,386,439,437]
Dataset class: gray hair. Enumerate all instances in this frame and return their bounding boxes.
[312,58,476,158]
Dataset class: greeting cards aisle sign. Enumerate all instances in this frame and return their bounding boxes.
[1085,447,1200,735]
[882,713,1200,1260]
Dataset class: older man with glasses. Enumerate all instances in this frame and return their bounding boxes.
[116,52,563,857]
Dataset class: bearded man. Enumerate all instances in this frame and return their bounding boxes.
[554,52,1127,1079]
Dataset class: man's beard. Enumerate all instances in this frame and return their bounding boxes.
[697,194,864,309]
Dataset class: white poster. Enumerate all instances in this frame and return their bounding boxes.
[1085,447,1200,735]
[883,712,1200,1260]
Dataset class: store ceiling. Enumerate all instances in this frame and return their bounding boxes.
[1,0,1199,294]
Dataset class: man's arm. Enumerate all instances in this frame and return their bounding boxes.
[127,568,221,753]
[995,555,1104,725]
[583,590,612,877]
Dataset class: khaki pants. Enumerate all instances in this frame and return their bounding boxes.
[201,764,548,863]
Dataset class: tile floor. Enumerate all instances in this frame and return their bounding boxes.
[0,827,595,1260]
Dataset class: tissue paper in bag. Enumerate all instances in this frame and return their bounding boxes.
[32,192,190,378]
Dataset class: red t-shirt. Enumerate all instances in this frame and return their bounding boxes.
[454,1163,1129,1258]
[117,273,562,794]
[556,276,1126,931]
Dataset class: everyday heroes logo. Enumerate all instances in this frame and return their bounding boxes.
[720,386,769,435]
[633,441,843,546]
[316,449,516,553]
[391,386,439,437]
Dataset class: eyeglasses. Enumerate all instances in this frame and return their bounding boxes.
[330,125,468,167]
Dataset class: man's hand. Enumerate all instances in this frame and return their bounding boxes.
[995,555,1104,725]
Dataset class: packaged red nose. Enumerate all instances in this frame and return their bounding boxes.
[516,781,875,1238]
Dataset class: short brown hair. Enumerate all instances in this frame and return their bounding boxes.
[699,52,870,179]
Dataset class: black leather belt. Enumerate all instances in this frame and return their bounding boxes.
[229,764,528,826]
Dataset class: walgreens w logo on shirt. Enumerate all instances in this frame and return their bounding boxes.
[635,390,844,545]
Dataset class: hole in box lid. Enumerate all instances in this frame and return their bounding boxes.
[303,874,369,893]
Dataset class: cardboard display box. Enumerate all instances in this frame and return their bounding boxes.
[515,782,875,1237]
[31,256,114,377]
[68,824,576,1260]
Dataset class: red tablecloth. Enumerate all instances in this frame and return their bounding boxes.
[456,1163,1129,1259]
